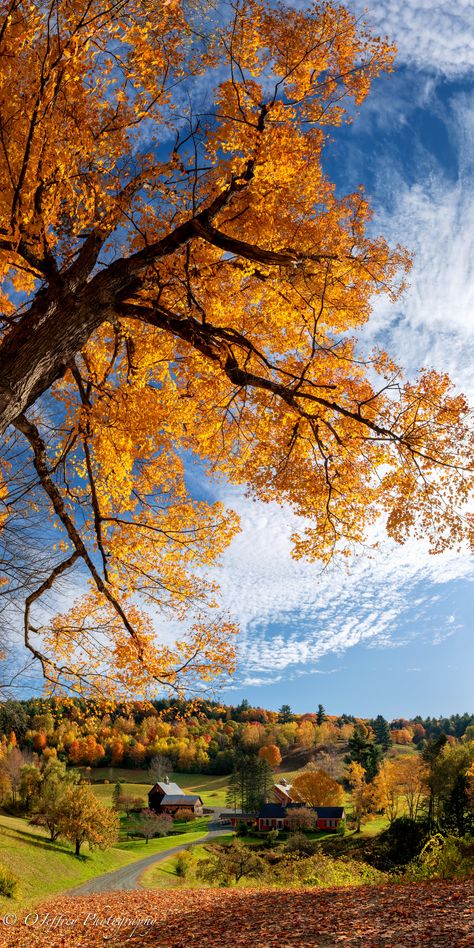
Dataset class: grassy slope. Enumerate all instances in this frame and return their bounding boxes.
[0,813,208,911]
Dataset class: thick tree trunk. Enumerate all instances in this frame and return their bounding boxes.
[75,838,81,856]
[0,293,106,436]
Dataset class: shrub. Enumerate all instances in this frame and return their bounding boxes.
[197,839,266,886]
[117,794,143,816]
[265,829,279,848]
[236,822,249,836]
[0,865,19,898]
[379,817,430,867]
[175,849,194,878]
[405,834,474,881]
[274,853,387,888]
[177,808,196,822]
[284,833,318,857]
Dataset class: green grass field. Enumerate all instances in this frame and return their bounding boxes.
[85,769,232,807]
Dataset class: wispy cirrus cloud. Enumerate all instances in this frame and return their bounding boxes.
[362,91,474,402]
[351,0,474,76]
[204,485,474,683]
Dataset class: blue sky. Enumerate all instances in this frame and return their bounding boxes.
[205,0,474,717]
[10,1,474,719]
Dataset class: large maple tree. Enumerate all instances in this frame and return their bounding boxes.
[0,0,472,697]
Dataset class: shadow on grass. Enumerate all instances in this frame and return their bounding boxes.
[0,824,77,857]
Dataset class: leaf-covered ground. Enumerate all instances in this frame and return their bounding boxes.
[1,880,473,947]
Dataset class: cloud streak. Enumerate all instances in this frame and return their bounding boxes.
[205,486,474,682]
[351,0,474,77]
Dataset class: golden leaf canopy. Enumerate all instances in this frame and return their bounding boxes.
[0,0,472,697]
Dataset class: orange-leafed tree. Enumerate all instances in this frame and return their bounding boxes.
[258,743,282,769]
[292,768,344,808]
[0,0,473,699]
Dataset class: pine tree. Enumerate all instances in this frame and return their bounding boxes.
[371,715,392,751]
[112,779,124,811]
[278,705,293,723]
[345,725,382,782]
[226,754,274,812]
[316,704,326,726]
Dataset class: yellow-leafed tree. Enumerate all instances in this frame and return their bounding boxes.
[292,768,344,808]
[0,0,472,698]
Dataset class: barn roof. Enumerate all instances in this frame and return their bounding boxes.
[259,803,286,819]
[274,782,293,795]
[150,781,183,796]
[315,807,345,818]
[220,811,257,820]
[161,794,202,806]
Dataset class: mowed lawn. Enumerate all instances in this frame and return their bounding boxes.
[0,813,209,911]
[85,769,232,807]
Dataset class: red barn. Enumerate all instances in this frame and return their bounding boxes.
[148,780,203,816]
[257,802,346,831]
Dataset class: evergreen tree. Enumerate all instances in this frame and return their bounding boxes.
[278,705,293,723]
[225,754,274,812]
[112,779,124,810]
[371,715,392,751]
[316,704,326,726]
[226,768,246,812]
[345,725,381,782]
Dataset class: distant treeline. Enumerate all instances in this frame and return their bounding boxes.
[0,697,472,775]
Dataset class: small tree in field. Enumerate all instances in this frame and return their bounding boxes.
[116,794,144,817]
[19,763,41,812]
[58,784,119,857]
[148,755,171,784]
[112,779,124,810]
[197,839,266,886]
[29,759,80,841]
[127,809,172,843]
[346,762,377,833]
[1,747,24,805]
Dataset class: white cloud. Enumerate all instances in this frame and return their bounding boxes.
[205,486,474,680]
[359,90,474,403]
[351,1,474,76]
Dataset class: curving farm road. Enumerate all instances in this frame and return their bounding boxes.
[67,822,226,895]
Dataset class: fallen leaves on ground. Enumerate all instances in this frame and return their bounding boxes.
[0,879,473,947]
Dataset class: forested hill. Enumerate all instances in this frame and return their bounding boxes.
[0,697,472,774]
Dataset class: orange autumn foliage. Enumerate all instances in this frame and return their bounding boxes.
[0,0,472,698]
[258,743,282,769]
[292,769,344,808]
